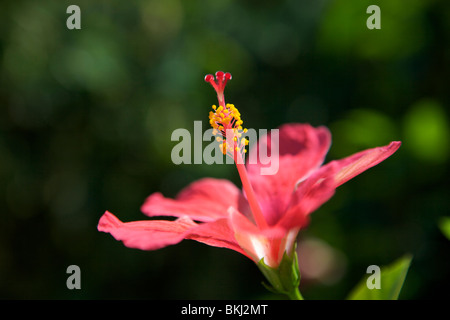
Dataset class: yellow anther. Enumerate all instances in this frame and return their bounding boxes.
[209,103,248,157]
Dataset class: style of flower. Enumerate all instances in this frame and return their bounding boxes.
[98,71,401,298]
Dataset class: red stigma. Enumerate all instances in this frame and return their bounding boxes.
[204,71,232,107]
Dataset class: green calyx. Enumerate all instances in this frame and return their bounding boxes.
[257,249,303,300]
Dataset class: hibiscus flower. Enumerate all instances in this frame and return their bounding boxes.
[98,71,401,298]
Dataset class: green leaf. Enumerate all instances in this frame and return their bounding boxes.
[347,254,412,300]
[439,217,450,240]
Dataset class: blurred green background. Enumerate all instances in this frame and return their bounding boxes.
[0,0,449,299]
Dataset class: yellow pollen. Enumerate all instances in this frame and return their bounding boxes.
[209,103,248,157]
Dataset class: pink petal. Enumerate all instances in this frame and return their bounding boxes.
[247,123,331,183]
[272,141,401,230]
[324,141,401,187]
[97,211,196,250]
[185,217,250,257]
[228,207,296,268]
[141,178,248,222]
[245,174,291,226]
[98,211,249,257]
[245,124,331,225]
[277,162,338,230]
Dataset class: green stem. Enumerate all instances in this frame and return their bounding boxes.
[287,286,304,300]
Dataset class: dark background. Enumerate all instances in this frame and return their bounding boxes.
[0,0,449,299]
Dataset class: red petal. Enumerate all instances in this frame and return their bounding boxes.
[277,163,338,230]
[141,178,248,222]
[228,207,295,267]
[97,211,196,250]
[185,217,250,257]
[273,141,401,229]
[247,123,331,181]
[246,124,331,225]
[324,141,401,187]
[98,211,249,257]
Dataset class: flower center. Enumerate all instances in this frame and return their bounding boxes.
[206,72,249,158]
[205,71,268,229]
